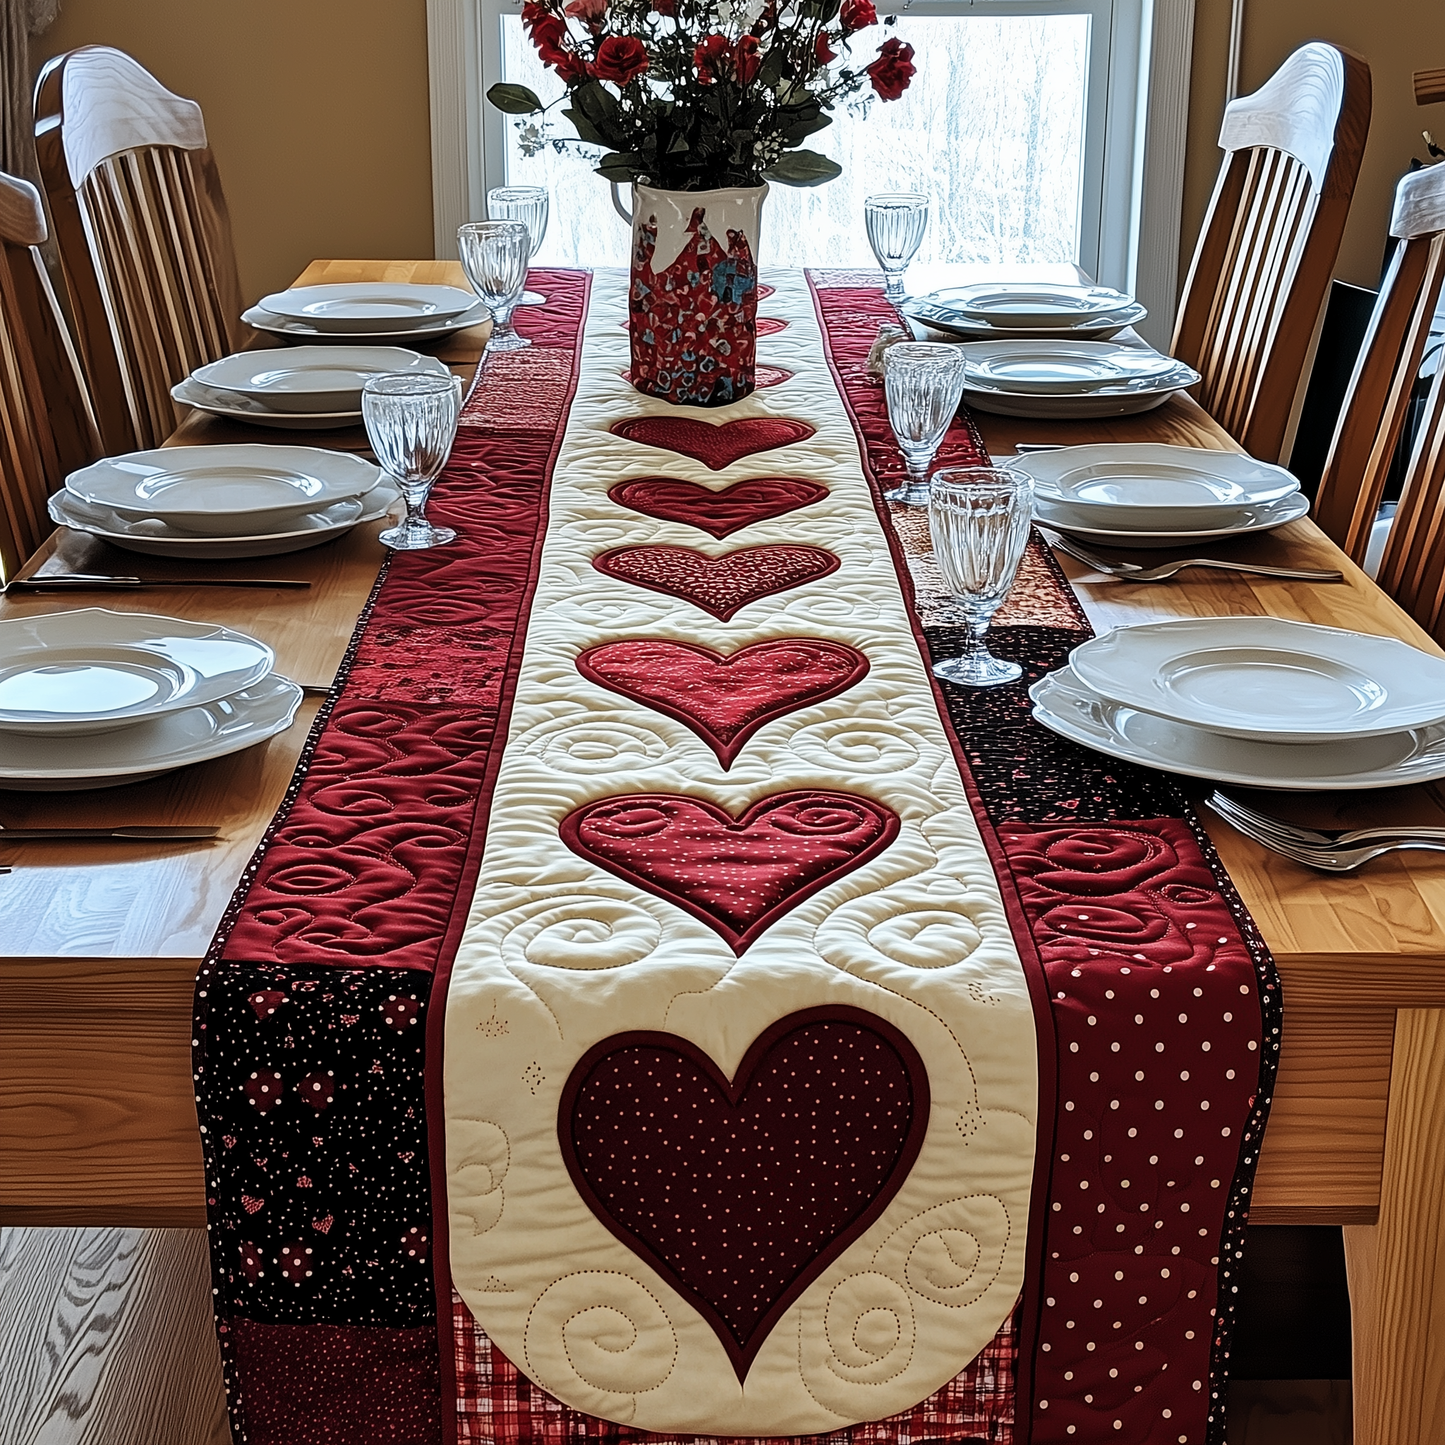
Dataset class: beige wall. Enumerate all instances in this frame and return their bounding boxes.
[34,0,436,305]
[32,1,1445,304]
[1183,0,1445,292]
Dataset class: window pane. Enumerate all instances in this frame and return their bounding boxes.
[500,12,1089,270]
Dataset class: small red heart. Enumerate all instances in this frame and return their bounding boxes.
[243,1071,284,1114]
[577,638,869,768]
[611,416,814,471]
[247,990,287,1020]
[593,543,839,622]
[313,1215,334,1234]
[560,790,899,953]
[381,995,421,1031]
[241,1195,265,1215]
[607,476,827,540]
[756,316,787,335]
[298,1071,335,1112]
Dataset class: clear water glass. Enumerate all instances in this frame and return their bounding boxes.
[487,185,549,306]
[458,220,531,353]
[865,192,929,303]
[928,466,1035,687]
[363,372,463,551]
[883,342,970,506]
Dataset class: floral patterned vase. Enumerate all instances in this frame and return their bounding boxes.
[627,182,767,408]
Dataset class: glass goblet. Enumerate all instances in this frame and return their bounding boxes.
[487,185,549,306]
[363,371,462,551]
[865,192,929,304]
[883,342,969,506]
[458,220,531,353]
[928,466,1035,688]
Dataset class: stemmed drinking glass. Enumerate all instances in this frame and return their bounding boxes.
[928,466,1036,688]
[363,372,463,551]
[458,220,530,353]
[865,193,929,303]
[487,185,549,306]
[883,342,970,506]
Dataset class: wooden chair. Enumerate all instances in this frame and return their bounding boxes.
[0,171,101,582]
[1312,163,1445,639]
[34,46,246,455]
[1171,43,1371,463]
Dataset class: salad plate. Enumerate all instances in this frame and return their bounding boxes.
[926,282,1135,328]
[171,377,362,430]
[190,346,449,412]
[1035,490,1309,547]
[256,282,479,333]
[957,339,1186,394]
[243,301,490,345]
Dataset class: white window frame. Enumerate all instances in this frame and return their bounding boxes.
[426,0,1193,343]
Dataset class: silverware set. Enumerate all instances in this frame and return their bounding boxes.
[1206,791,1445,871]
[1040,528,1343,583]
[0,823,220,841]
[4,574,312,591]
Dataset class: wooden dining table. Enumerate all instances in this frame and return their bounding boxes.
[2,258,1442,1443]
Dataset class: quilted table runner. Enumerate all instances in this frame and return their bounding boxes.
[194,268,1279,1445]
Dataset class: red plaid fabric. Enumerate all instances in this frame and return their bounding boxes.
[453,1293,1014,1444]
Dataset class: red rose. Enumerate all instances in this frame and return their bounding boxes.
[734,34,761,84]
[693,33,731,84]
[839,0,876,35]
[814,29,836,65]
[520,0,552,30]
[550,46,589,82]
[866,37,915,101]
[529,11,567,52]
[592,34,650,84]
[564,0,606,23]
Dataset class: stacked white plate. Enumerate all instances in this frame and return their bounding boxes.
[1011,444,1308,548]
[956,339,1200,418]
[51,444,398,559]
[172,345,452,430]
[901,281,1148,342]
[0,608,302,789]
[244,282,488,344]
[1031,616,1445,791]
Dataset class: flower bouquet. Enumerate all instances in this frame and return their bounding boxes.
[488,0,916,404]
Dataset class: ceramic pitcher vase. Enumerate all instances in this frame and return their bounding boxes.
[626,182,767,407]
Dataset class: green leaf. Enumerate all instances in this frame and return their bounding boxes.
[573,80,620,125]
[666,131,691,153]
[595,155,641,182]
[487,82,544,115]
[781,111,832,144]
[762,149,843,186]
[561,108,611,147]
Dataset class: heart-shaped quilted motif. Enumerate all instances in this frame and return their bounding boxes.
[593,543,839,621]
[559,1006,929,1380]
[577,638,869,767]
[607,476,828,539]
[611,416,815,471]
[559,790,898,952]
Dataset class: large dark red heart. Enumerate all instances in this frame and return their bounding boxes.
[559,1006,929,1381]
[607,476,828,540]
[559,790,899,952]
[592,543,839,621]
[576,637,869,768]
[611,416,815,471]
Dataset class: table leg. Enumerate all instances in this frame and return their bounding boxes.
[1343,1008,1445,1443]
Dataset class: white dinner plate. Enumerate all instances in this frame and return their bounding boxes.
[1069,616,1445,743]
[1030,665,1445,792]
[256,283,480,333]
[963,366,1199,419]
[1034,491,1310,547]
[190,346,449,413]
[66,445,383,535]
[1013,445,1300,531]
[901,296,1147,343]
[49,482,400,559]
[958,340,1186,394]
[243,301,490,345]
[0,608,273,736]
[0,672,303,790]
[927,282,1137,329]
[171,377,363,430]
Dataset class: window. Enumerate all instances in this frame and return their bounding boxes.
[427,0,1192,336]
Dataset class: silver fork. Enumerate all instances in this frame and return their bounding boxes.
[1205,792,1445,871]
[1206,791,1445,847]
[1041,529,1343,583]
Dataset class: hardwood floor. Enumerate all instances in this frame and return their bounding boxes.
[0,1228,228,1445]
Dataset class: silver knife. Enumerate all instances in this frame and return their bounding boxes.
[0,825,222,840]
[6,575,311,590]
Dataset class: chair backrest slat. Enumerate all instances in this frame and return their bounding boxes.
[1172,43,1371,462]
[35,46,245,454]
[0,170,101,580]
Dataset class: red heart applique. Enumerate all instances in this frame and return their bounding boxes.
[607,476,828,539]
[560,1005,928,1380]
[577,638,869,768]
[611,416,815,471]
[559,790,899,952]
[593,544,839,621]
